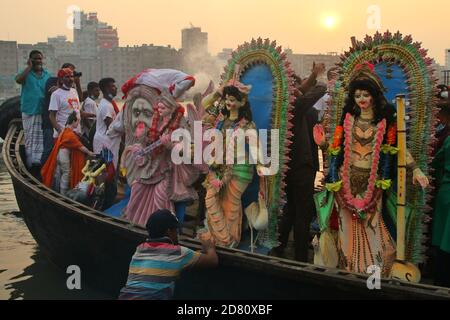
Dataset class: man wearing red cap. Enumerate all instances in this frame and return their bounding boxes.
[48,68,82,138]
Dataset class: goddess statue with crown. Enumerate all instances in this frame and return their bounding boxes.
[313,60,430,277]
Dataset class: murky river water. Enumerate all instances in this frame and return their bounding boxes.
[0,143,111,300]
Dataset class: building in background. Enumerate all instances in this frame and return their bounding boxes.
[74,11,98,59]
[217,48,233,62]
[446,49,450,69]
[180,26,222,87]
[48,35,75,57]
[100,44,182,87]
[97,23,119,49]
[100,46,140,87]
[285,49,340,82]
[181,26,208,58]
[73,11,119,59]
[0,41,19,99]
[431,60,446,85]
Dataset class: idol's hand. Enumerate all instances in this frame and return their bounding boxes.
[313,124,326,147]
[160,134,172,147]
[413,168,429,189]
[257,165,271,177]
[203,80,215,98]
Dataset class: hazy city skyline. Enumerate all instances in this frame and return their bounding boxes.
[1,0,449,64]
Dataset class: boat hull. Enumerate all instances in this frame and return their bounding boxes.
[3,121,450,299]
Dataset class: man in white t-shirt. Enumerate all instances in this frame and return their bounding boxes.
[81,81,100,137]
[49,68,82,138]
[93,78,120,169]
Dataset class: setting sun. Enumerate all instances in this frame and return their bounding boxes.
[321,14,338,30]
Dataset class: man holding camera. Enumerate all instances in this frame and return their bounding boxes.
[41,63,85,165]
[15,50,52,175]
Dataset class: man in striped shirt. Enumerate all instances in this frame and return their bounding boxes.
[119,209,218,300]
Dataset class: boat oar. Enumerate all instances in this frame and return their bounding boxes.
[390,94,421,283]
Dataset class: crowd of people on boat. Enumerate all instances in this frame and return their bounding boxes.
[13,49,450,298]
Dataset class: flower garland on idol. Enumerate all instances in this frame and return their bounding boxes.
[326,114,398,220]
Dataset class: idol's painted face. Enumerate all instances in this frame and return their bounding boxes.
[225,94,243,111]
[131,98,153,138]
[157,102,172,118]
[354,89,373,110]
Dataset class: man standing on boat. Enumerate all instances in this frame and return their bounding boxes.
[41,63,84,166]
[15,50,52,175]
[48,68,82,138]
[270,63,326,262]
[93,78,120,170]
[93,78,120,210]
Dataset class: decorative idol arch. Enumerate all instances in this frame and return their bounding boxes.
[220,38,296,248]
[326,31,438,264]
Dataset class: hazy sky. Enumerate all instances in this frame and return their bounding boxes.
[1,0,448,64]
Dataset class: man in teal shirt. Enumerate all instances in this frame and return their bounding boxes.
[15,50,52,173]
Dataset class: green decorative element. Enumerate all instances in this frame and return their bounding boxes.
[326,181,343,192]
[328,146,342,156]
[314,190,335,232]
[381,144,399,155]
[385,191,416,235]
[376,179,392,190]
[221,38,295,248]
[326,31,437,264]
[232,164,254,183]
[358,212,367,220]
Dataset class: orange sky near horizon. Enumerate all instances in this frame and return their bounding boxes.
[1,0,448,64]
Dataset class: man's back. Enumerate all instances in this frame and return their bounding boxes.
[119,239,201,300]
[289,84,326,176]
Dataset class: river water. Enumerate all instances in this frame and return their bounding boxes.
[0,143,111,300]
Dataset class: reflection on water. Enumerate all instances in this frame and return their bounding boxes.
[0,146,111,300]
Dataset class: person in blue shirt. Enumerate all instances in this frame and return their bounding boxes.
[15,50,52,175]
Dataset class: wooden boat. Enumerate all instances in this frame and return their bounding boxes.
[3,120,450,300]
